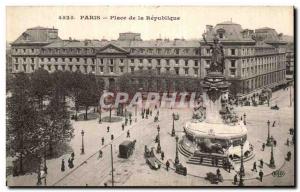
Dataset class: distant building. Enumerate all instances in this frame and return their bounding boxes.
[10,22,289,96]
[201,22,288,97]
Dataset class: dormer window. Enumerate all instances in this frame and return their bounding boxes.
[217,28,225,39]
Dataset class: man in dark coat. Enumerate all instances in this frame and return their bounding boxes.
[61,159,65,172]
[233,174,238,185]
[259,170,264,182]
[252,162,257,172]
[166,160,170,171]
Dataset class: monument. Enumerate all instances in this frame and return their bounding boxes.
[179,33,253,166]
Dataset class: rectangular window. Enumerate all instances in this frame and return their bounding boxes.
[100,66,104,72]
[31,58,34,63]
[62,58,65,62]
[194,60,198,66]
[23,58,26,62]
[15,58,18,63]
[54,65,58,70]
[84,58,87,64]
[175,67,179,75]
[157,67,161,74]
[15,64,19,70]
[110,59,113,64]
[47,65,51,71]
[76,58,80,62]
[185,68,188,75]
[69,65,73,71]
[92,59,95,64]
[231,60,236,67]
[69,58,72,62]
[76,65,80,70]
[157,59,161,65]
[55,58,58,62]
[206,49,210,54]
[119,66,124,73]
[23,64,26,72]
[231,49,236,55]
[166,59,169,65]
[175,59,179,64]
[130,67,134,73]
[175,49,179,55]
[23,49,26,53]
[185,60,188,66]
[131,59,134,63]
[110,66,114,72]
[230,69,236,76]
[194,68,198,75]
[120,59,123,63]
[31,49,34,53]
[84,66,87,73]
[48,58,51,62]
[91,65,95,71]
[139,59,143,63]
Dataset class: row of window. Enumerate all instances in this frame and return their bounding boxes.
[130,48,200,55]
[245,71,285,90]
[15,64,199,75]
[14,57,200,67]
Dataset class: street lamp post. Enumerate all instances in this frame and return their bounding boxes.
[239,139,245,186]
[171,113,175,137]
[99,104,102,124]
[174,135,179,165]
[243,113,246,125]
[156,126,161,153]
[81,130,85,154]
[266,120,272,146]
[269,142,276,168]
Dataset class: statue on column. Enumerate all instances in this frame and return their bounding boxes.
[202,33,225,74]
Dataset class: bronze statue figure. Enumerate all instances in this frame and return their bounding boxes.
[202,33,225,74]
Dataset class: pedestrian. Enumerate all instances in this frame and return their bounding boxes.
[272,121,276,127]
[142,112,144,119]
[233,174,238,185]
[98,150,103,158]
[166,160,170,171]
[260,159,264,168]
[216,168,221,178]
[273,140,277,147]
[130,119,132,125]
[215,158,219,166]
[262,143,265,151]
[252,162,257,172]
[289,128,293,135]
[104,183,107,187]
[125,118,128,126]
[150,110,152,116]
[61,159,65,172]
[287,138,290,146]
[122,123,125,131]
[68,158,71,168]
[161,151,165,160]
[111,134,114,140]
[71,152,75,160]
[101,137,104,145]
[259,169,264,182]
[69,158,74,168]
[127,130,130,138]
[107,126,110,132]
[287,151,291,161]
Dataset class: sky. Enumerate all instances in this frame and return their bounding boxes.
[6,6,294,42]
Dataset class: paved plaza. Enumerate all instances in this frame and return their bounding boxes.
[6,86,294,187]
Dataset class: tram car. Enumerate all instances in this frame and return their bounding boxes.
[119,140,136,159]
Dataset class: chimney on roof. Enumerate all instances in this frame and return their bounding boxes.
[206,25,213,32]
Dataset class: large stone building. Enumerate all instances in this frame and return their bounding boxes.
[201,22,288,97]
[10,21,289,96]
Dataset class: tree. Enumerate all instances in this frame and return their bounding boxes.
[41,94,74,157]
[51,70,73,102]
[7,73,40,174]
[69,71,85,120]
[30,69,52,110]
[77,73,100,120]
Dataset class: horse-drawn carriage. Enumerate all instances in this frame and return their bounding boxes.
[144,146,160,170]
[205,172,223,184]
[198,139,224,154]
[175,163,187,176]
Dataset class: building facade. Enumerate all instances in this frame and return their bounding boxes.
[201,22,287,97]
[10,22,289,96]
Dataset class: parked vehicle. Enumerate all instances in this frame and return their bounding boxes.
[205,172,223,184]
[271,105,279,110]
[119,140,136,159]
[175,163,187,176]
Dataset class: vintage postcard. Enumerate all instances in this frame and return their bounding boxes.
[6,6,295,187]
